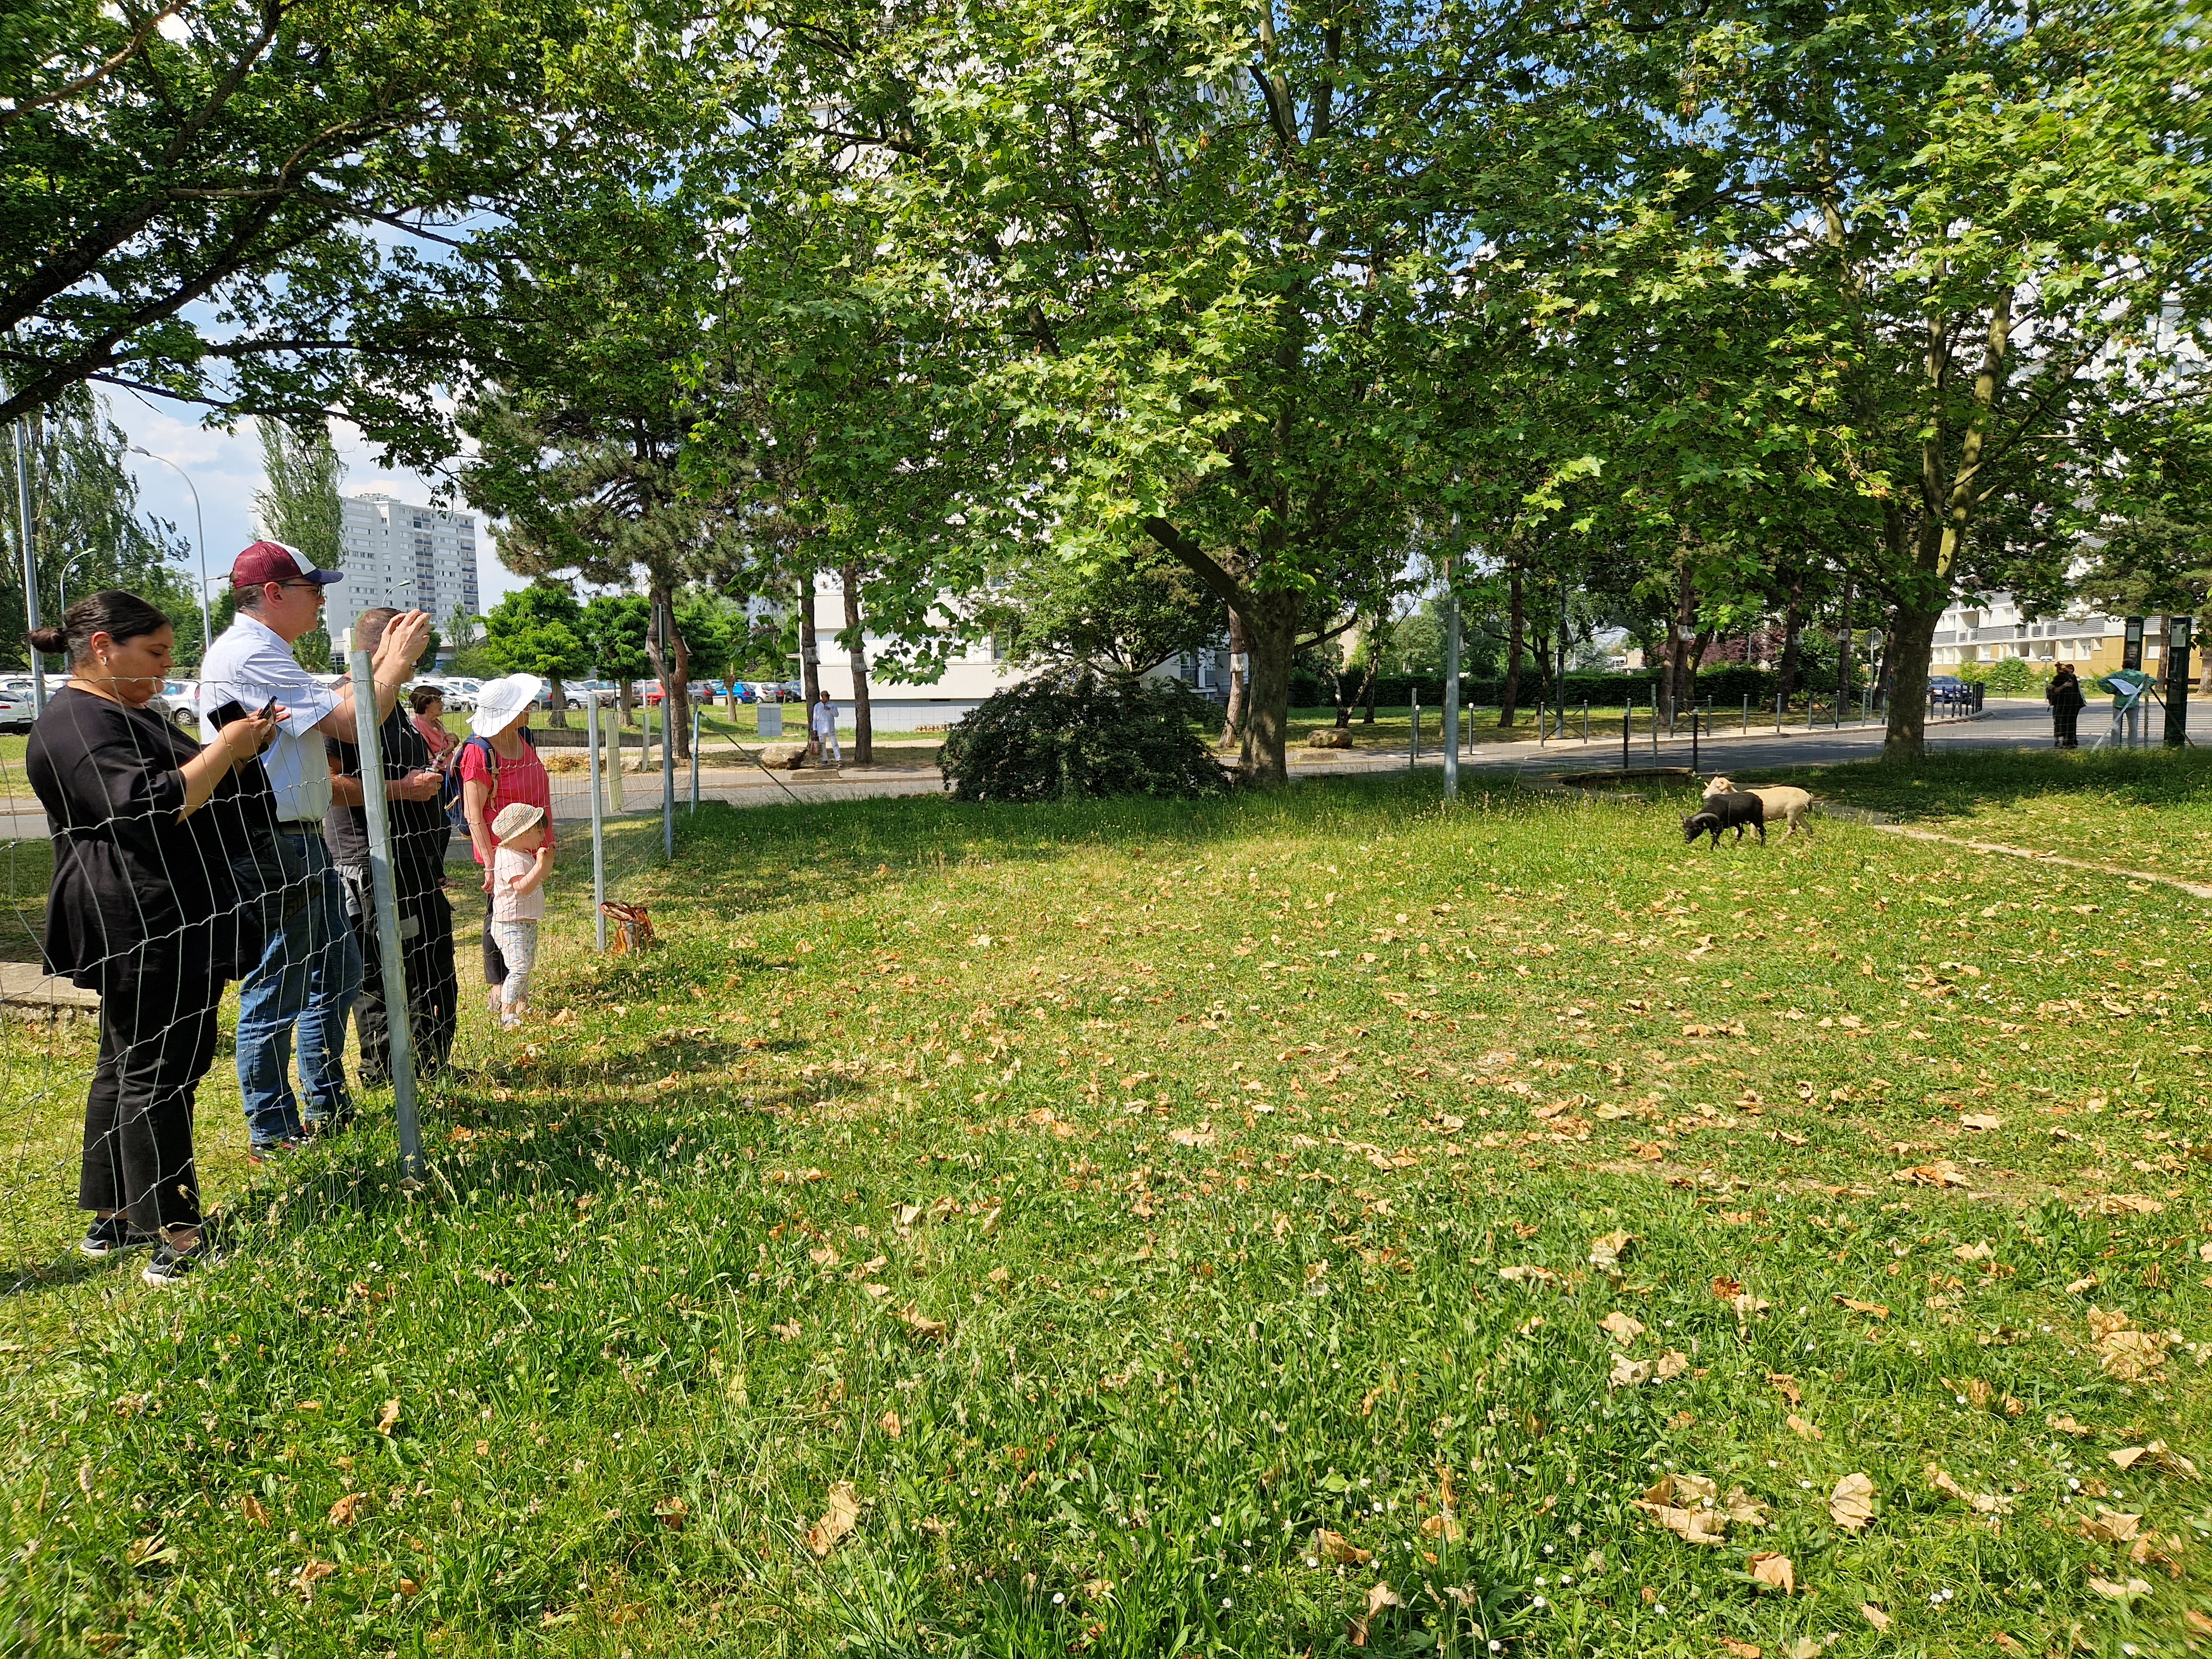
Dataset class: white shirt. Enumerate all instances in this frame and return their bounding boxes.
[197,611,342,823]
[491,845,546,921]
[810,701,837,734]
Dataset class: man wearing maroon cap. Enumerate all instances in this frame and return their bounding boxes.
[199,540,431,1157]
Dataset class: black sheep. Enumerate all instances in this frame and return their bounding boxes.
[1681,789,1766,846]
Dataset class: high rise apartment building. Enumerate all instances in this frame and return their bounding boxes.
[337,491,479,630]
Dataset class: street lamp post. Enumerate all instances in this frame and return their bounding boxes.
[126,446,211,662]
[58,551,88,614]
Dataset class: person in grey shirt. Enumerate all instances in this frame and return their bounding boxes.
[197,541,429,1157]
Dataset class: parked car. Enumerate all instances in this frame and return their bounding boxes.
[158,680,200,733]
[1927,675,1967,693]
[0,688,30,732]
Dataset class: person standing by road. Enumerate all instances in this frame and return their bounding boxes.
[27,591,280,1285]
[197,541,430,1159]
[810,690,841,766]
[2047,663,2085,749]
[327,608,456,1083]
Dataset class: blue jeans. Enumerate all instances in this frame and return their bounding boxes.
[234,830,362,1147]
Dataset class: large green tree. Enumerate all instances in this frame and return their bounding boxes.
[481,582,589,726]
[0,0,718,430]
[0,383,193,665]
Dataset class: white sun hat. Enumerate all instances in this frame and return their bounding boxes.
[469,673,544,737]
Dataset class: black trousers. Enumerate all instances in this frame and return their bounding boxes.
[2053,706,2080,747]
[79,926,221,1234]
[480,889,508,988]
[338,865,458,1086]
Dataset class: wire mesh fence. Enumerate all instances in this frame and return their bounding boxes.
[0,660,716,1300]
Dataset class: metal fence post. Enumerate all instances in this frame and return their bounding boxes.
[1410,693,1421,765]
[1442,594,1461,801]
[690,703,701,811]
[15,422,45,715]
[588,692,607,952]
[348,650,422,1184]
[662,695,676,859]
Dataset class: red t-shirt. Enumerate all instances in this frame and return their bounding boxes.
[459,735,555,863]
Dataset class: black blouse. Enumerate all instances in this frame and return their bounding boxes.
[26,686,253,986]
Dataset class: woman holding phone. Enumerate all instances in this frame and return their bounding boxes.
[25,591,280,1286]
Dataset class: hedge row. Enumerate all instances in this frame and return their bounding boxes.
[1286,664,1859,710]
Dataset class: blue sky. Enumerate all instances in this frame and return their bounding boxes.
[105,392,530,615]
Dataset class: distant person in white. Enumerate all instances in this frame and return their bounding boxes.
[197,540,430,1157]
[810,690,840,765]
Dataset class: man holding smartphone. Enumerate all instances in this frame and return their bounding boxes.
[326,607,456,1086]
[199,542,430,1158]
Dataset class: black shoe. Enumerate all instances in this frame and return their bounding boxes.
[142,1234,225,1288]
[247,1137,301,1166]
[77,1214,154,1259]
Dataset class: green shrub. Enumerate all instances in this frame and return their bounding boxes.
[941,669,1231,804]
[1960,656,2051,694]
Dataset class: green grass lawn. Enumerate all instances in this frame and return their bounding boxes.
[3,763,2209,1657]
[1748,748,2212,889]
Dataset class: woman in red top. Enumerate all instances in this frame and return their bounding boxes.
[458,675,554,1007]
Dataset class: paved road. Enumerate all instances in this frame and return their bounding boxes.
[0,699,2132,839]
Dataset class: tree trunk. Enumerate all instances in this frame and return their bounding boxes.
[1669,563,1697,719]
[618,676,637,728]
[840,561,873,766]
[643,586,692,761]
[1238,591,1300,785]
[1359,648,1380,723]
[1220,609,1248,747]
[1498,566,1524,728]
[795,570,822,711]
[1835,573,1855,709]
[546,677,569,729]
[1331,651,1354,728]
[1884,601,1940,758]
[1775,577,1806,708]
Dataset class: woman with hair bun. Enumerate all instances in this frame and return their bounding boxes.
[24,591,280,1286]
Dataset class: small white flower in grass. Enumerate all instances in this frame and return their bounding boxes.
[1306,1557,1320,1569]
[1052,1594,1065,1605]
[1222,1598,1232,1609]
[1489,1644,1503,1653]
[1655,1605,1667,1616]
[2125,1644,2140,1656]
[1211,1516,1222,1527]
[1534,1577,1546,1588]
[1371,1502,1383,1514]
[1799,1480,1812,1489]
[1560,1575,1573,1585]
[1533,1598,1547,1610]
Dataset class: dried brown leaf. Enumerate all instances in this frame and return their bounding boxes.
[1746,1552,1796,1594]
[805,1481,861,1556]
[1829,1473,1877,1532]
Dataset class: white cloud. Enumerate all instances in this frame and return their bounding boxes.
[107,393,526,611]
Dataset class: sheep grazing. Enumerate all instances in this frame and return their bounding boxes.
[1682,789,1766,847]
[1704,776,1813,839]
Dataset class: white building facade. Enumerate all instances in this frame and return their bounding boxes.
[336,492,479,633]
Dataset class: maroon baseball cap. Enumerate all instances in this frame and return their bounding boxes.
[229,540,342,590]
